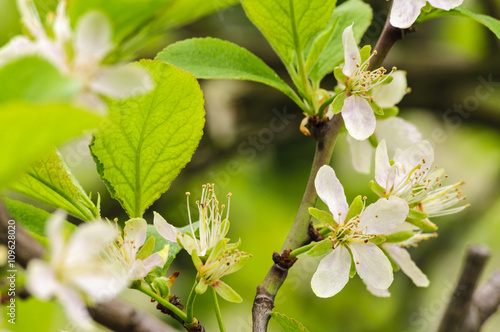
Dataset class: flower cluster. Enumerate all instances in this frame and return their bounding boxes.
[154,183,251,301]
[0,0,153,111]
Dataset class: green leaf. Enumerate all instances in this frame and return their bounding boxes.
[370,100,384,116]
[331,93,347,114]
[308,207,337,227]
[152,0,239,31]
[417,6,500,39]
[155,38,297,101]
[0,56,81,103]
[307,0,373,83]
[407,209,428,221]
[384,231,415,243]
[369,180,386,197]
[0,102,101,189]
[345,195,363,222]
[136,236,156,261]
[375,106,399,120]
[9,150,99,222]
[3,198,77,245]
[333,67,348,84]
[213,280,242,303]
[369,236,386,245]
[349,253,356,277]
[306,239,333,257]
[241,0,337,66]
[271,312,310,332]
[406,217,438,232]
[145,222,199,274]
[90,60,205,218]
[359,44,371,63]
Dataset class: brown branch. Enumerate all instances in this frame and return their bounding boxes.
[438,245,500,332]
[0,201,177,332]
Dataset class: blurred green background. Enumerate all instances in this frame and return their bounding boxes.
[2,0,500,331]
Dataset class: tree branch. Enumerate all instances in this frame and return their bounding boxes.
[0,201,178,332]
[438,245,500,332]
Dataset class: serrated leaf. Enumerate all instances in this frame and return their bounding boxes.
[271,312,310,332]
[308,207,337,227]
[417,6,500,39]
[0,56,81,103]
[345,195,363,222]
[241,0,337,66]
[90,60,205,218]
[3,198,77,246]
[145,222,199,275]
[9,150,98,222]
[0,102,101,189]
[307,0,372,83]
[155,38,297,100]
[306,239,333,257]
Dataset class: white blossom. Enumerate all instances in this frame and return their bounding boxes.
[391,0,464,29]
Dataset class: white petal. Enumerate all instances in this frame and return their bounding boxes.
[53,1,71,44]
[428,0,464,11]
[123,218,147,261]
[130,253,166,280]
[0,36,38,67]
[342,95,376,140]
[16,0,46,39]
[90,64,154,99]
[311,246,351,298]
[66,222,117,265]
[71,272,127,302]
[153,212,178,242]
[389,221,419,234]
[375,140,391,189]
[46,210,67,263]
[74,11,112,66]
[394,140,434,173]
[347,135,373,174]
[314,165,348,225]
[56,287,94,330]
[372,71,407,108]
[349,242,393,290]
[359,196,409,235]
[367,285,391,297]
[384,244,429,287]
[341,25,361,77]
[390,0,427,29]
[375,117,422,151]
[25,260,59,300]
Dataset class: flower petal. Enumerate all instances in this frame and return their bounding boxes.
[375,140,391,189]
[66,221,117,266]
[390,0,427,29]
[341,24,361,77]
[53,1,71,44]
[56,286,94,330]
[342,95,376,140]
[349,241,393,290]
[0,36,38,67]
[311,245,351,298]
[90,64,154,99]
[347,135,374,174]
[428,0,464,10]
[384,244,429,287]
[375,117,422,151]
[74,11,112,66]
[314,165,348,224]
[153,212,178,242]
[25,260,59,300]
[372,71,407,108]
[394,140,434,173]
[45,210,67,263]
[123,218,147,261]
[359,196,409,235]
[71,272,127,302]
[366,285,391,297]
[17,0,46,39]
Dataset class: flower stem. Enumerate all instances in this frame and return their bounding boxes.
[134,283,188,322]
[210,286,226,332]
[185,280,198,324]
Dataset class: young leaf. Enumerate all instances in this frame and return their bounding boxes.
[370,100,384,116]
[306,239,333,257]
[307,0,373,83]
[3,198,77,244]
[359,45,371,63]
[407,209,428,221]
[0,56,81,103]
[90,60,205,218]
[270,312,310,332]
[136,236,156,261]
[417,7,500,39]
[241,0,337,66]
[331,93,347,114]
[369,180,386,197]
[213,280,242,303]
[0,102,101,189]
[384,231,415,243]
[155,38,297,102]
[145,222,199,274]
[345,195,363,222]
[308,207,337,227]
[406,217,438,232]
[375,107,399,120]
[9,150,99,221]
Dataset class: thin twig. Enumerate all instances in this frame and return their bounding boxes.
[0,201,178,332]
[438,245,500,332]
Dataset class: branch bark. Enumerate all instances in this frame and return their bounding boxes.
[0,201,177,332]
[438,245,500,332]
